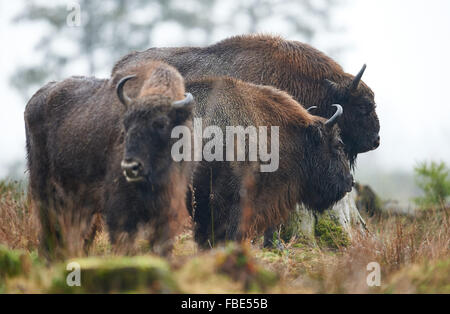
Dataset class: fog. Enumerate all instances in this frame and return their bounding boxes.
[335,0,450,173]
[1,0,449,200]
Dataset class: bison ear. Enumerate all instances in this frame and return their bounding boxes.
[170,106,193,125]
[170,100,194,125]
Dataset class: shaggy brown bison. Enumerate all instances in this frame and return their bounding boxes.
[184,77,353,246]
[25,61,194,257]
[112,34,380,166]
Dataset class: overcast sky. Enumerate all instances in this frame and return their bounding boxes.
[1,0,449,179]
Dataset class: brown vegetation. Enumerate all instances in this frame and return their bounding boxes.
[1,180,448,293]
[0,181,38,251]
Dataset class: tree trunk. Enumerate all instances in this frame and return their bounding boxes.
[279,189,367,248]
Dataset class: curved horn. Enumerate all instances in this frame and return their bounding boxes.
[172,93,194,108]
[350,64,367,92]
[116,75,136,108]
[307,106,318,113]
[325,104,343,126]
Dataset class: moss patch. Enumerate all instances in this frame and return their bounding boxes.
[256,249,284,263]
[49,255,178,293]
[314,214,350,249]
[0,245,35,279]
[0,246,41,293]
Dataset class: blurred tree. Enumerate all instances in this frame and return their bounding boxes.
[414,161,450,208]
[232,0,337,39]
[11,0,340,99]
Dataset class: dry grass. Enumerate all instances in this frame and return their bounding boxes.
[275,208,450,293]
[0,180,449,293]
[0,181,39,251]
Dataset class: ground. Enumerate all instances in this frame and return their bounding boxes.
[0,180,449,293]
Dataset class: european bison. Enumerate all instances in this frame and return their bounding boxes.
[184,77,353,246]
[112,34,380,166]
[25,61,194,256]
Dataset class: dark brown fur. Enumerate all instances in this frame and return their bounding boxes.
[25,61,193,257]
[112,34,380,166]
[186,77,353,246]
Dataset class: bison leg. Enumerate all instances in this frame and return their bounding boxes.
[192,162,248,247]
[106,205,140,248]
[192,162,237,247]
[104,182,145,251]
[26,127,64,259]
[37,197,64,259]
[82,212,103,254]
[148,218,175,256]
[224,201,244,241]
[191,165,213,247]
[263,227,276,248]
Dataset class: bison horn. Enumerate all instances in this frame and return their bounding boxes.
[116,75,136,108]
[307,106,318,113]
[350,64,367,92]
[172,93,194,108]
[325,104,343,126]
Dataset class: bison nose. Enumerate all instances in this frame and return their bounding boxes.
[373,135,380,148]
[121,158,144,182]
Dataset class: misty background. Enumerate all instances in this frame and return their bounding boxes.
[1,0,449,206]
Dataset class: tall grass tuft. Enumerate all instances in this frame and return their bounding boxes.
[315,205,449,293]
[0,180,39,251]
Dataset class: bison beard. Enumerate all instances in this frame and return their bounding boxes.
[185,77,353,246]
[24,61,194,257]
[111,34,380,168]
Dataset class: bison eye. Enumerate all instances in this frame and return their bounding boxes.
[357,104,372,115]
[334,138,344,149]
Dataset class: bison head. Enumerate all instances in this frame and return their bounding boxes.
[323,64,380,166]
[116,75,193,184]
[300,104,353,211]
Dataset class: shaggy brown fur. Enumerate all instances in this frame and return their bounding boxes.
[186,77,353,245]
[112,34,380,166]
[25,61,193,257]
